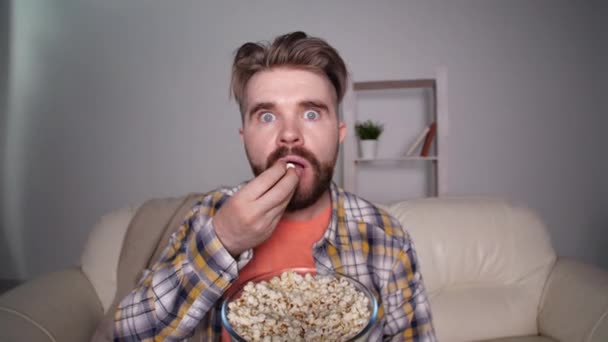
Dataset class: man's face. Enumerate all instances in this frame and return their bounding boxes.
[240,67,346,211]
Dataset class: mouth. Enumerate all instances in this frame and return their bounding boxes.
[279,155,309,170]
[278,156,310,179]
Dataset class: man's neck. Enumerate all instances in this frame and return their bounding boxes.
[282,190,331,222]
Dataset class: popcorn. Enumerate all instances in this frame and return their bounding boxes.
[286,162,296,169]
[226,270,371,341]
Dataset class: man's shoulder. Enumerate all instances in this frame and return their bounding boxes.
[189,183,244,212]
[338,188,408,241]
[204,184,243,199]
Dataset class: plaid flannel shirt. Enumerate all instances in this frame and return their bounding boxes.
[114,182,436,341]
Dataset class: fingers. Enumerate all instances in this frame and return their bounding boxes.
[239,162,287,200]
[256,169,299,211]
[255,213,284,242]
[263,197,293,223]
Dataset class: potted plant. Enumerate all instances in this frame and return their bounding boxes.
[355,120,384,159]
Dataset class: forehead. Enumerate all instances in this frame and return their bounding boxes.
[244,68,337,110]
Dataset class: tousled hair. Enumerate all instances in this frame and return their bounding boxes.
[230,31,348,119]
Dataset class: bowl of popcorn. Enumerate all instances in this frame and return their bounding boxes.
[221,267,378,341]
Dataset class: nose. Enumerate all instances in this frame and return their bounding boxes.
[277,118,303,147]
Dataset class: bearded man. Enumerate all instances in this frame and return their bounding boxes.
[113,31,436,342]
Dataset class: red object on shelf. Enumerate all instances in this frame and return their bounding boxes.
[420,122,437,157]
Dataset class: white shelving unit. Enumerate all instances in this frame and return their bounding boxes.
[341,67,448,199]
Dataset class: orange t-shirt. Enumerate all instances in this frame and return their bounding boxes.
[221,205,331,341]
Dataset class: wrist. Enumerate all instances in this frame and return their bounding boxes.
[213,217,242,257]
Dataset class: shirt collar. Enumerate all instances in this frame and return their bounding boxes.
[322,181,346,247]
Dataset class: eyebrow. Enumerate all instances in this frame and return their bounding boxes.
[247,102,276,119]
[299,100,330,112]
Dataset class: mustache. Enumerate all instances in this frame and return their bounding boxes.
[266,146,319,169]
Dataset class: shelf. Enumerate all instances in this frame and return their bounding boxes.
[354,156,438,163]
[342,68,448,198]
[353,79,436,91]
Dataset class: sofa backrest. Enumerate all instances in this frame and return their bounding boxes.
[386,197,557,342]
[81,204,141,313]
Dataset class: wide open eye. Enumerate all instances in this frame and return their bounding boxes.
[259,112,276,123]
[303,110,320,121]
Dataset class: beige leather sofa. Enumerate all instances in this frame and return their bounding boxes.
[1,195,607,341]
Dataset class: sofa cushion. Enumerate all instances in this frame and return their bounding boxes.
[484,336,556,342]
[80,204,140,313]
[0,269,104,342]
[538,259,608,342]
[386,197,556,342]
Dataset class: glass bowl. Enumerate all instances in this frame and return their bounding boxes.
[220,267,378,341]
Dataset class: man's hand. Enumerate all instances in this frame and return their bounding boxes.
[214,162,299,256]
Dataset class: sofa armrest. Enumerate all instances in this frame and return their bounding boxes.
[539,258,608,342]
[0,268,104,342]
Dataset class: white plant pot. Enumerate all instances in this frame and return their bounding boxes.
[359,140,378,159]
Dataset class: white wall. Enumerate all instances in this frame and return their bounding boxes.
[598,1,608,189]
[3,0,607,279]
[599,1,608,236]
[0,0,14,278]
[586,0,607,269]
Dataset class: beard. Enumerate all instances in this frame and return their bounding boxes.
[248,145,337,211]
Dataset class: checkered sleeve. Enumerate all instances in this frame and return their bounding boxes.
[383,232,437,341]
[113,191,241,341]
